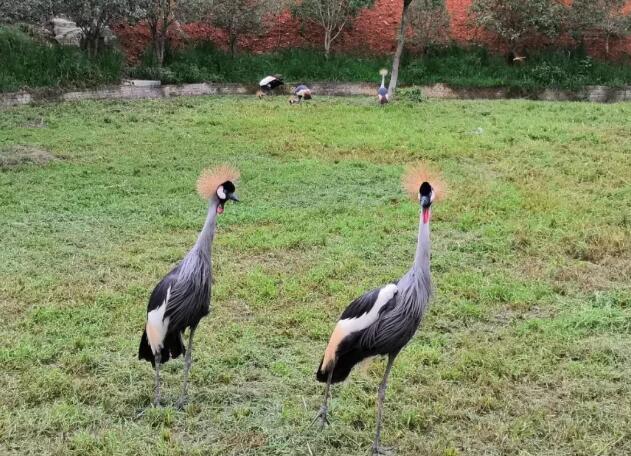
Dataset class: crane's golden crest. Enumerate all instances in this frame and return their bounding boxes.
[402,162,446,202]
[196,165,240,199]
[379,68,388,77]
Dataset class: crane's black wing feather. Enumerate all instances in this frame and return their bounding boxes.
[139,264,185,365]
[146,265,181,312]
[317,284,399,383]
[360,286,425,356]
[164,252,211,332]
[340,287,382,320]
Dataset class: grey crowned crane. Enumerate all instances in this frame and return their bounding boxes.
[257,74,284,97]
[138,166,240,407]
[313,165,444,455]
[289,84,312,104]
[378,68,389,105]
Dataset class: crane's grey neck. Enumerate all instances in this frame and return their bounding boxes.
[193,197,220,254]
[386,206,432,333]
[398,208,432,302]
[380,74,386,88]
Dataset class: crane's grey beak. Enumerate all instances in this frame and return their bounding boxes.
[420,195,431,208]
[228,193,239,202]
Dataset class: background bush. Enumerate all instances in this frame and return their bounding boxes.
[0,26,123,92]
[2,26,631,93]
[152,43,631,91]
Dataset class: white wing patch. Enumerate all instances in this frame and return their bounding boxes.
[259,76,276,86]
[321,284,398,371]
[146,286,171,355]
[338,284,398,334]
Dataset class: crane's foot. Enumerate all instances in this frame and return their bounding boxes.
[175,394,188,410]
[371,444,394,455]
[310,404,330,431]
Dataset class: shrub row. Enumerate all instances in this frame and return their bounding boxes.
[2,26,631,93]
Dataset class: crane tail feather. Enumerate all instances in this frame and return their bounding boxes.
[138,330,186,366]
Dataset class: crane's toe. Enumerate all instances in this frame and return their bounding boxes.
[175,395,188,409]
[371,444,394,455]
[311,404,330,431]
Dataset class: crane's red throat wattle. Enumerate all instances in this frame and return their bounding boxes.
[217,205,224,214]
[422,207,431,224]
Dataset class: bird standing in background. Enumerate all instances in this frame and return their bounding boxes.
[258,74,284,97]
[289,84,312,104]
[313,165,444,455]
[377,68,389,105]
[139,166,240,407]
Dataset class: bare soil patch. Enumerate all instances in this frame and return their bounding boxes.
[0,145,55,168]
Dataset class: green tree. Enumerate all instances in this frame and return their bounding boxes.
[408,0,450,52]
[470,0,564,55]
[134,0,210,66]
[54,0,134,57]
[211,0,266,56]
[569,0,631,55]
[0,0,53,24]
[292,0,374,58]
[389,0,445,96]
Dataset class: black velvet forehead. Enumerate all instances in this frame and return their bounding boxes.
[221,181,235,193]
[419,182,432,197]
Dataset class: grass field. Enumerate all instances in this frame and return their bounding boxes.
[1,96,630,455]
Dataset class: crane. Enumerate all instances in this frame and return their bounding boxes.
[289,84,312,104]
[313,165,443,455]
[378,69,389,105]
[138,165,240,407]
[257,74,284,98]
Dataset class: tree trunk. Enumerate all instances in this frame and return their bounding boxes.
[152,28,166,67]
[154,34,166,66]
[82,27,100,58]
[230,34,237,57]
[324,28,331,59]
[150,18,169,67]
[90,38,99,58]
[149,22,159,66]
[388,0,413,97]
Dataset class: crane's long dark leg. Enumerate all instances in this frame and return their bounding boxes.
[312,365,334,430]
[153,352,162,407]
[176,327,196,408]
[372,354,397,455]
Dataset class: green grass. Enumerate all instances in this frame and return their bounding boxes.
[1,96,630,455]
[0,26,123,93]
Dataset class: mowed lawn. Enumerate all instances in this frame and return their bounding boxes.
[1,96,630,456]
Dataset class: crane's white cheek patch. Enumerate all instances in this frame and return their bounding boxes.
[146,287,171,355]
[216,186,226,200]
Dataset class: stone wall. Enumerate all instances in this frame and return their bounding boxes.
[4,82,631,108]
